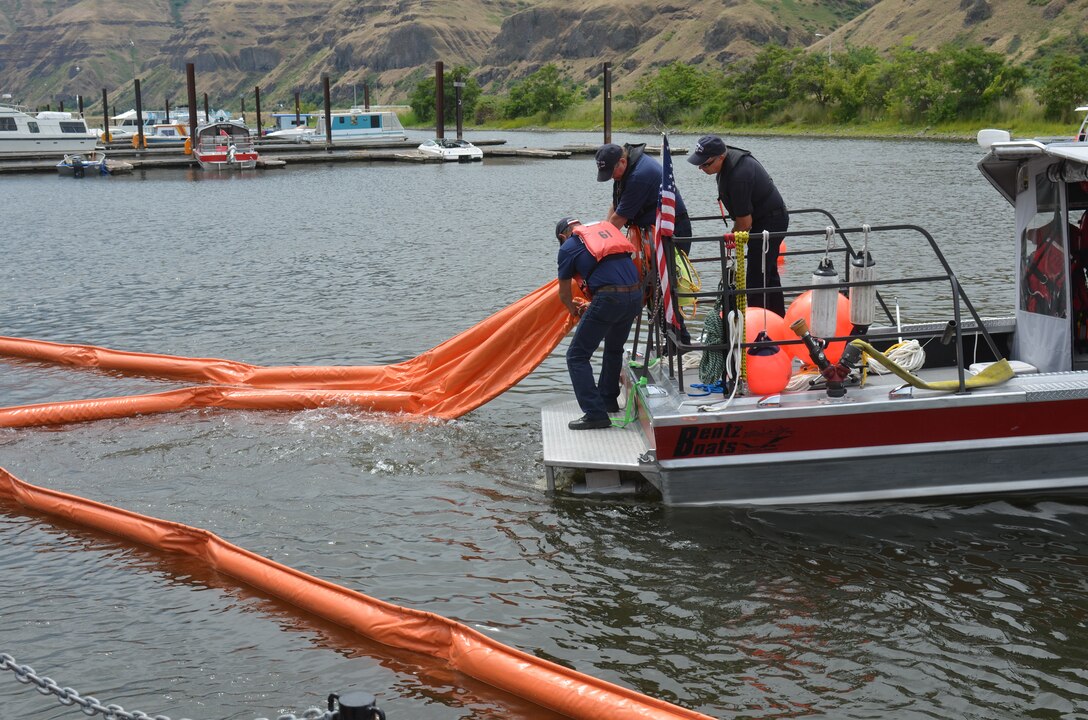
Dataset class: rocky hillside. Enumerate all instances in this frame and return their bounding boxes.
[0,0,1081,112]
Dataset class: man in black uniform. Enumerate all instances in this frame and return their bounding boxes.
[688,135,789,316]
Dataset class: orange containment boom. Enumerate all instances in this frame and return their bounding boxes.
[0,467,714,720]
[0,281,577,427]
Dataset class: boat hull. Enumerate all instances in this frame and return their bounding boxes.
[0,136,99,156]
[658,430,1088,506]
[643,366,1088,506]
[194,151,258,171]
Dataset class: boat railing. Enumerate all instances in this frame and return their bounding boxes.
[197,136,255,153]
[646,209,1001,394]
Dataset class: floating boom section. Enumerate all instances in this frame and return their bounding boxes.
[0,281,575,426]
[0,467,714,720]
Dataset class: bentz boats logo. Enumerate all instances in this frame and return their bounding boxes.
[671,422,790,458]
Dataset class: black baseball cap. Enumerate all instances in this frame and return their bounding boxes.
[555,216,580,241]
[595,143,623,181]
[687,135,727,166]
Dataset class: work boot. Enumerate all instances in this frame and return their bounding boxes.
[568,415,611,430]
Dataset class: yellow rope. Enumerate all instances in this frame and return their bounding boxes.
[734,231,749,385]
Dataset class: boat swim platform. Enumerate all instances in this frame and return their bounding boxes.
[541,398,655,498]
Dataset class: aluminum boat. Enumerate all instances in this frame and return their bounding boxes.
[543,111,1088,507]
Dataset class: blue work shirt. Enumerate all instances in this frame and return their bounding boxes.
[557,235,639,293]
[613,148,688,229]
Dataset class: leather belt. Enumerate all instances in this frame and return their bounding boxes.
[595,283,641,293]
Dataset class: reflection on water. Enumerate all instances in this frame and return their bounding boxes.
[3,131,1085,720]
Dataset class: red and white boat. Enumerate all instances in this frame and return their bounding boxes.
[543,112,1088,506]
[192,120,259,171]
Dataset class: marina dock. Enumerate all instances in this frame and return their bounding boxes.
[0,137,580,174]
[0,139,681,174]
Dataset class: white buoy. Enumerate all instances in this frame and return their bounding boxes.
[849,224,877,327]
[810,227,839,338]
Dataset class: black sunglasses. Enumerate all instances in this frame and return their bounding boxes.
[698,157,717,170]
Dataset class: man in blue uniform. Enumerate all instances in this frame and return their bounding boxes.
[688,134,789,315]
[596,142,693,252]
[596,142,694,344]
[556,217,643,430]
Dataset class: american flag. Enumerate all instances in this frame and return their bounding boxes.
[653,134,680,329]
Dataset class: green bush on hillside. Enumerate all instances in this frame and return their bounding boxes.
[504,64,578,119]
[408,66,481,124]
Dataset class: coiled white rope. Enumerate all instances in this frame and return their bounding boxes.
[866,339,926,373]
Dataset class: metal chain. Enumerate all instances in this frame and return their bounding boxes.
[1,653,334,720]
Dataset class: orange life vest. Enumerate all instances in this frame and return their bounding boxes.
[572,221,636,260]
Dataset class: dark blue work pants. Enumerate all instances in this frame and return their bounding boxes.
[566,289,643,421]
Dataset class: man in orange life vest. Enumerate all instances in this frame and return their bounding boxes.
[556,217,643,430]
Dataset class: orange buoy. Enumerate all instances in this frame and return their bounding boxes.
[743,306,788,344]
[746,330,792,395]
[783,290,852,363]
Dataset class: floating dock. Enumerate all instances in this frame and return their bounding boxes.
[0,139,684,174]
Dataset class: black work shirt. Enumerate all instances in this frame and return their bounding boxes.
[716,147,785,223]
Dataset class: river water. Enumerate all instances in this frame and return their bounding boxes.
[2,130,1086,720]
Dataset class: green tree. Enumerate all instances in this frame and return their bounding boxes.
[1039,54,1088,122]
[627,62,709,125]
[884,44,946,123]
[408,66,481,124]
[824,46,887,122]
[473,96,503,124]
[789,52,835,107]
[723,45,797,122]
[504,64,578,119]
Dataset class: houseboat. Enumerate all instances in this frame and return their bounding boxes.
[0,105,99,157]
[300,107,407,145]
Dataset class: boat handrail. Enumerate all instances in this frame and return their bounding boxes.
[197,136,255,151]
[649,214,1000,394]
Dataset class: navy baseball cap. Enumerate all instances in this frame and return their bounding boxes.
[555,216,580,241]
[595,143,623,181]
[687,135,727,166]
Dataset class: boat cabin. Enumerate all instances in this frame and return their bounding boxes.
[978,112,1088,372]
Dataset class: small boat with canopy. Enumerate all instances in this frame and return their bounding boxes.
[191,120,259,171]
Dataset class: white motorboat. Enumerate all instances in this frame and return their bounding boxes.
[543,110,1088,507]
[141,123,190,147]
[0,105,99,157]
[263,112,314,139]
[417,138,484,162]
[103,109,158,141]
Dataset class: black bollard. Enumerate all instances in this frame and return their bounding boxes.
[327,691,386,720]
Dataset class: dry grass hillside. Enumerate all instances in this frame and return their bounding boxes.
[0,0,1082,112]
[824,0,1086,60]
